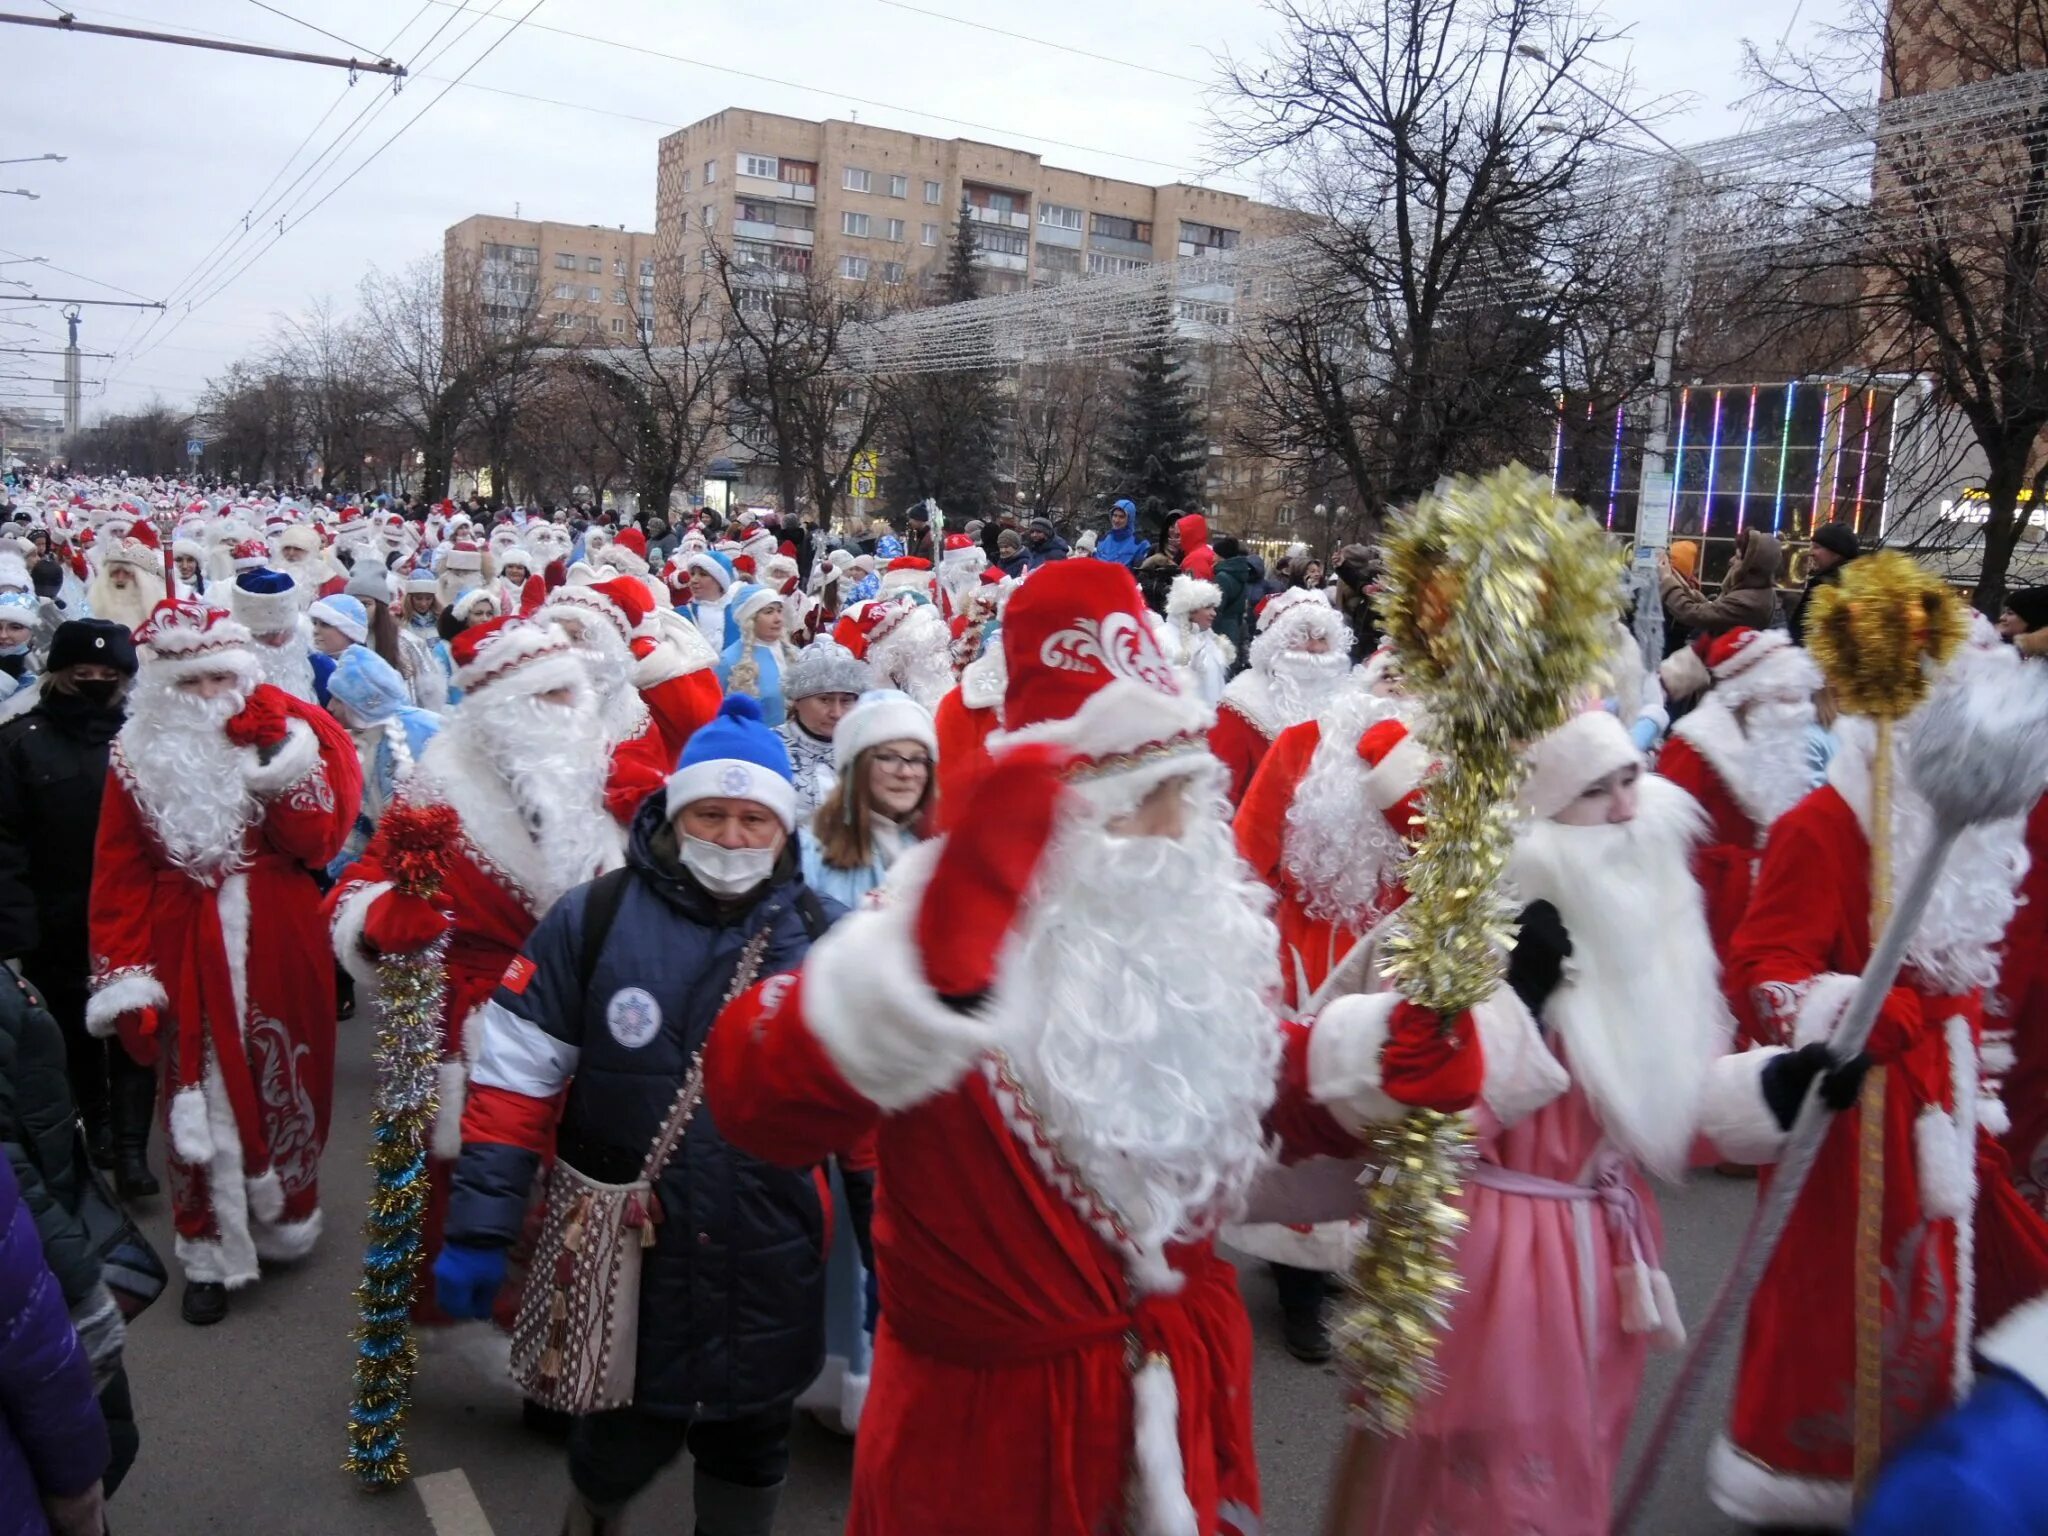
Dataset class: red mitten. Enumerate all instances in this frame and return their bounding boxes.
[1378,1001,1484,1113]
[1862,985,1927,1064]
[117,1006,162,1068]
[225,688,290,750]
[917,743,1071,1001]
[364,890,452,956]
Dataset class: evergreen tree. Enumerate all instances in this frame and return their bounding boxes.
[878,196,1001,519]
[1105,301,1206,546]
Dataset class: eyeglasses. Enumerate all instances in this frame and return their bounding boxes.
[871,751,932,774]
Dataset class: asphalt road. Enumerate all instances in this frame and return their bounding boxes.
[106,1037,1754,1535]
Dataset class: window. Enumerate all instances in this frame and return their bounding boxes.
[552,283,576,300]
[979,229,1027,257]
[682,169,692,192]
[1088,252,1150,276]
[1177,298,1233,325]
[613,258,626,276]
[838,254,869,279]
[678,210,689,233]
[1039,202,1083,230]
[1178,220,1240,254]
[783,160,817,186]
[639,319,655,343]
[483,242,537,265]
[1036,244,1082,273]
[612,288,628,304]
[554,312,576,328]
[1090,213,1152,243]
[965,186,1025,216]
[582,256,599,272]
[841,211,870,237]
[554,252,578,269]
[733,240,775,268]
[921,222,939,245]
[702,203,716,227]
[924,179,941,203]
[736,197,779,225]
[884,218,904,242]
[585,314,600,332]
[741,153,779,179]
[586,285,603,301]
[704,159,717,184]
[843,166,871,193]
[882,261,905,283]
[610,317,627,334]
[888,174,908,198]
[640,259,655,276]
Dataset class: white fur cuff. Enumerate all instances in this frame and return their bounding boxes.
[1471,987,1570,1130]
[1697,1048,1791,1165]
[243,717,321,797]
[328,880,390,996]
[1305,993,1405,1134]
[252,1210,323,1263]
[1917,1104,1973,1221]
[84,971,166,1039]
[1792,972,1860,1049]
[245,1168,285,1223]
[802,889,1003,1113]
[1707,1435,1852,1529]
[170,1084,214,1164]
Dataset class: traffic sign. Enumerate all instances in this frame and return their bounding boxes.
[185,437,204,459]
[852,449,880,475]
[849,471,878,499]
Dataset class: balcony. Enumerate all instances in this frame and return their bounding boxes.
[966,204,1030,231]
[1090,233,1154,260]
[972,249,1028,272]
[733,218,814,247]
[1035,221,1083,249]
[734,172,816,205]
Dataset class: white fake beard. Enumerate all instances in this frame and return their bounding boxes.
[253,633,316,703]
[1282,685,1412,931]
[567,625,638,743]
[1507,775,1733,1181]
[459,686,615,908]
[1263,650,1350,729]
[1745,697,1819,825]
[281,563,322,608]
[1892,762,2028,995]
[88,574,162,633]
[870,610,957,709]
[1003,775,1283,1258]
[121,681,260,879]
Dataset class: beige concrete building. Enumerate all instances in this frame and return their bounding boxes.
[444,215,659,346]
[652,108,1296,332]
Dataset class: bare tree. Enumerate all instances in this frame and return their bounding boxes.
[197,361,302,485]
[1013,358,1113,518]
[271,298,389,492]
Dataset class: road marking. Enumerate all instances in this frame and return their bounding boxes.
[416,1469,496,1536]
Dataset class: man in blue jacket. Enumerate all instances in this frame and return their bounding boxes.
[434,696,840,1536]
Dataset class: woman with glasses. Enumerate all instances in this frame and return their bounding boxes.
[798,689,937,912]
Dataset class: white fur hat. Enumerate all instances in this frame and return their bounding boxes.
[1167,574,1222,618]
[833,687,937,772]
[1520,709,1641,819]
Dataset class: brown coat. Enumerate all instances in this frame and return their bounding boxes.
[1660,530,1784,635]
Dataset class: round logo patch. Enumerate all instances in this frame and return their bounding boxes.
[718,764,754,796]
[605,986,663,1049]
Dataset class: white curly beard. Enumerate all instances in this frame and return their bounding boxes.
[563,622,639,744]
[252,628,317,704]
[458,687,616,908]
[1745,697,1819,826]
[1282,684,1412,931]
[1002,769,1284,1260]
[869,607,957,711]
[121,682,260,879]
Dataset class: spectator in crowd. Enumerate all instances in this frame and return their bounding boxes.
[0,620,152,1197]
[869,518,904,561]
[904,504,935,564]
[1022,518,1070,570]
[721,587,799,727]
[776,640,872,821]
[0,1154,110,1536]
[1093,499,1150,570]
[994,529,1027,580]
[1175,511,1217,579]
[1134,551,1177,615]
[1213,536,1258,657]
[1658,528,1784,637]
[2001,586,2048,657]
[1788,523,1861,645]
[436,696,837,1536]
[798,689,936,910]
[1330,543,1380,661]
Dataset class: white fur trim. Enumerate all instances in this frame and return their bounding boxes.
[1520,710,1641,819]
[327,880,389,997]
[251,1210,322,1263]
[663,755,797,831]
[173,1061,260,1289]
[841,1366,870,1431]
[170,1083,214,1163]
[1977,1294,2048,1399]
[245,1168,285,1223]
[433,1059,468,1162]
[1981,1094,2011,1139]
[1658,646,1710,703]
[1362,733,1429,811]
[1696,1048,1791,1165]
[1945,1011,1980,1402]
[84,971,165,1039]
[241,717,320,797]
[1706,1434,1852,1529]
[144,644,262,693]
[1304,992,1404,1133]
[960,648,1005,713]
[1472,986,1571,1130]
[802,841,1002,1111]
[1131,1353,1198,1536]
[988,675,1213,765]
[1166,574,1222,618]
[218,870,251,1038]
[1793,972,1861,1049]
[1916,1105,1972,1221]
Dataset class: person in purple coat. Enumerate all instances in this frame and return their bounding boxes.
[0,1154,108,1536]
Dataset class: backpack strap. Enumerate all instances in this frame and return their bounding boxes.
[574,867,636,1000]
[793,887,831,941]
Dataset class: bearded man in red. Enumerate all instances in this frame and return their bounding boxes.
[705,561,1486,1536]
[1209,588,1354,805]
[85,598,361,1326]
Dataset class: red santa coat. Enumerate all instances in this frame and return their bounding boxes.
[86,689,360,1287]
[1999,794,2048,1203]
[932,654,1003,835]
[705,842,1422,1536]
[631,629,724,762]
[1716,764,2048,1527]
[1235,719,1352,1007]
[1209,674,1285,808]
[1655,723,1759,962]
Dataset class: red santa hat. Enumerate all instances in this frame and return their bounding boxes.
[540,576,651,648]
[449,616,587,699]
[133,598,260,688]
[987,561,1212,807]
[604,527,652,575]
[941,532,980,567]
[1357,716,1433,841]
[882,555,934,595]
[230,538,270,574]
[1704,625,1823,709]
[1519,707,1641,820]
[833,599,896,659]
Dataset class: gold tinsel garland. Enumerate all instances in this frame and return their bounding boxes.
[1805,550,1966,721]
[1335,465,1621,1436]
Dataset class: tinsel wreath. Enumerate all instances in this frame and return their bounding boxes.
[1337,464,1620,1436]
[1806,550,1966,722]
[344,800,460,1490]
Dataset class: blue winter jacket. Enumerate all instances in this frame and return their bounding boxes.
[0,1156,108,1535]
[1094,520,1150,570]
[446,796,843,1419]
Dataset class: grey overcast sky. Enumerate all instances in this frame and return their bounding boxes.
[0,0,1823,418]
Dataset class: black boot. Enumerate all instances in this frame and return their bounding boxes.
[1272,1262,1332,1363]
[693,1472,781,1536]
[181,1280,227,1326]
[111,1068,159,1199]
[559,1491,629,1536]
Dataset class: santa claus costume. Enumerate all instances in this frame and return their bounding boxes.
[1210,589,1353,806]
[1997,789,2048,1205]
[275,523,345,605]
[861,596,958,713]
[1325,709,1819,1535]
[704,560,1487,1536]
[229,567,329,706]
[931,639,1004,834]
[85,526,167,635]
[935,533,987,621]
[1655,627,1822,984]
[86,599,362,1324]
[330,617,623,1319]
[1714,641,2047,1528]
[534,578,715,823]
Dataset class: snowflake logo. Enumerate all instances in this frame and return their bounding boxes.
[719,765,753,796]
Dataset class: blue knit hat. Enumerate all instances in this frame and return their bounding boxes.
[663,694,797,829]
[308,592,369,645]
[235,567,294,596]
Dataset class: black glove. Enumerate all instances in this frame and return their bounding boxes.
[1506,900,1572,1018]
[1760,1041,1875,1131]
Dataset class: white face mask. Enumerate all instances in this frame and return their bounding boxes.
[680,833,778,898]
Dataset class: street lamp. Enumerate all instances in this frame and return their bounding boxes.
[0,155,65,166]
[0,191,40,201]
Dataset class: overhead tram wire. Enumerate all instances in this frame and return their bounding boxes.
[870,0,1208,86]
[243,0,387,60]
[0,246,155,302]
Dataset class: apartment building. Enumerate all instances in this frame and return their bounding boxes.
[444,216,661,346]
[651,108,1296,337]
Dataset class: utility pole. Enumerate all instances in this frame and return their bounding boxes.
[62,306,80,437]
[0,13,406,77]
